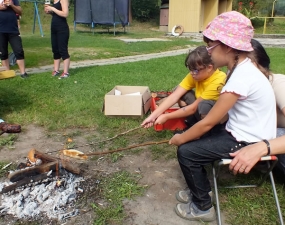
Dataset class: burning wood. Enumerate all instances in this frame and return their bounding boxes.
[0,149,85,221]
[8,149,82,183]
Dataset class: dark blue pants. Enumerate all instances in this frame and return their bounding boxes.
[177,128,248,210]
[0,33,24,60]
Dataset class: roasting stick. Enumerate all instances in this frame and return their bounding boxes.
[75,126,142,148]
[45,126,142,156]
[61,127,170,159]
[78,140,169,157]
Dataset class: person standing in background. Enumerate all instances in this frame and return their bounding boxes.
[0,0,29,78]
[44,0,70,79]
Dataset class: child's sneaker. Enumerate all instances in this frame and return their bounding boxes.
[174,202,216,222]
[58,72,69,79]
[52,70,60,77]
[176,188,213,203]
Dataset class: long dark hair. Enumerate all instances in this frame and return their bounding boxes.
[249,39,271,77]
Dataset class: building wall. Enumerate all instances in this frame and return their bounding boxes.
[203,0,219,30]
[168,0,201,33]
[168,0,232,33]
[219,0,233,14]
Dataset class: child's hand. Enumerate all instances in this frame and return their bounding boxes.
[141,116,156,128]
[169,134,182,146]
[154,114,168,125]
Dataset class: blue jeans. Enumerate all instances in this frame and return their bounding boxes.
[177,128,248,211]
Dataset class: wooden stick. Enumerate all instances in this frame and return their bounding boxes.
[78,126,142,147]
[80,140,169,156]
[1,173,51,194]
[8,161,58,182]
[45,126,142,154]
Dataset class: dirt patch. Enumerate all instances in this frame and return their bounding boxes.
[0,125,224,225]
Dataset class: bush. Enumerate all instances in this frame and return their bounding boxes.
[131,0,160,22]
[251,17,264,28]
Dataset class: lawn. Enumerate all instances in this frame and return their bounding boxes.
[0,3,285,225]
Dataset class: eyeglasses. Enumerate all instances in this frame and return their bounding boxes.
[206,43,220,53]
[189,67,205,75]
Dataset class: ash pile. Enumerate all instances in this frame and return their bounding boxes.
[0,149,85,222]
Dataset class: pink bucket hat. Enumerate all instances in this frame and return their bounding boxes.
[203,11,254,51]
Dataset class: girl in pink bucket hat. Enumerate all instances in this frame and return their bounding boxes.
[170,11,277,222]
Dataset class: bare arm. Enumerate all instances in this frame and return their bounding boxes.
[229,135,285,175]
[141,86,188,128]
[45,0,69,18]
[155,97,202,125]
[169,92,239,145]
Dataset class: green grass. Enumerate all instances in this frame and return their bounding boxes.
[0,134,17,149]
[218,169,285,225]
[91,171,145,225]
[0,161,16,177]
[1,55,188,130]
[266,48,285,74]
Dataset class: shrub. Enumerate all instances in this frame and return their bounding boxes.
[251,17,264,28]
[131,0,160,22]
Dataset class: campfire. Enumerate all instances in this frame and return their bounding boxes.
[0,149,84,221]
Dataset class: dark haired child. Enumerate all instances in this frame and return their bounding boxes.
[141,45,226,129]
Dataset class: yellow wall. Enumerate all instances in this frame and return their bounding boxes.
[203,0,219,30]
[168,0,232,33]
[219,0,233,14]
[169,0,201,33]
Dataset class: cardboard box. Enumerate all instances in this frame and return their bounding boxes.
[104,86,151,116]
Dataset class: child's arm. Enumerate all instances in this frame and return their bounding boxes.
[170,92,239,145]
[141,86,188,128]
[155,97,202,125]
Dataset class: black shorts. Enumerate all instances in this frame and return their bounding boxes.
[0,33,24,60]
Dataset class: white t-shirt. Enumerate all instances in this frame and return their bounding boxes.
[221,58,276,142]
